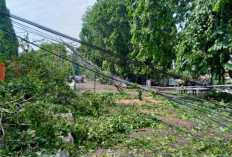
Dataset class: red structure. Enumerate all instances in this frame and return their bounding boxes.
[0,63,5,81]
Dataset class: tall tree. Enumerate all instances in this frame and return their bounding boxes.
[0,0,19,58]
[79,0,133,77]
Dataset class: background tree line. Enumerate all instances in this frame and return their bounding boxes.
[79,0,232,82]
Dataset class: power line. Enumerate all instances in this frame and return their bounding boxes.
[0,11,135,63]
[160,93,232,127]
[169,96,230,128]
[12,20,123,66]
[165,92,232,110]
[12,20,60,43]
[162,92,232,121]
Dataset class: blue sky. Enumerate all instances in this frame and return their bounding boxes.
[6,0,96,39]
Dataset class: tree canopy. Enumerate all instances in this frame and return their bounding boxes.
[176,0,232,82]
[127,0,179,70]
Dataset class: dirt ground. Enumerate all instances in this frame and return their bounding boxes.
[75,80,118,93]
[78,80,232,157]
[85,99,232,156]
[75,80,146,96]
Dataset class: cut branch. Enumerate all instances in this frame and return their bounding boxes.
[0,111,6,143]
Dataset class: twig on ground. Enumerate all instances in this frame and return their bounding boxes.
[6,93,25,105]
[0,111,6,143]
[16,96,39,105]
[114,84,123,93]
